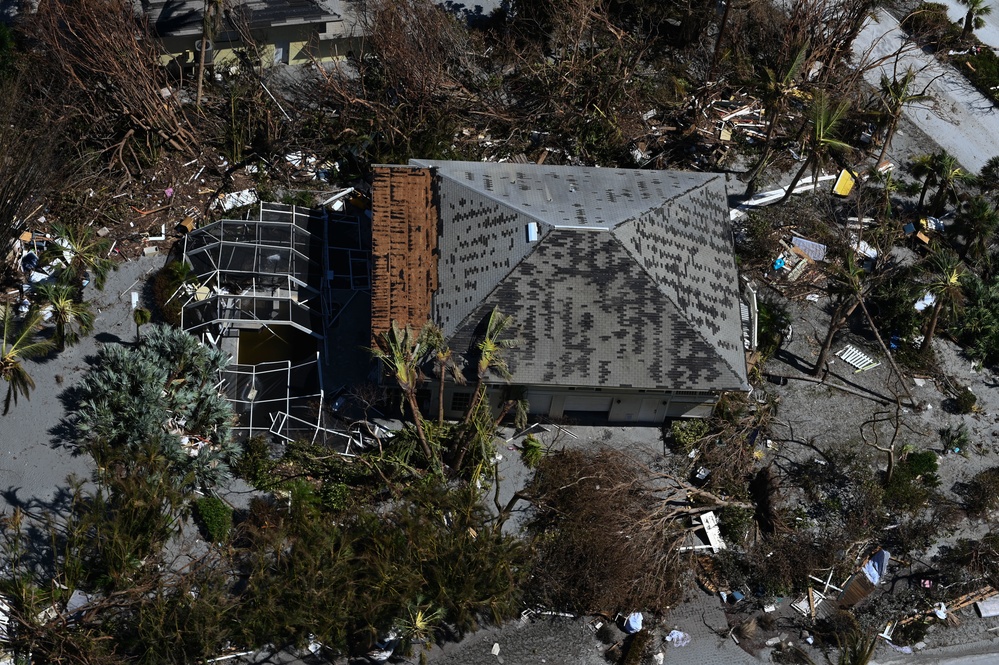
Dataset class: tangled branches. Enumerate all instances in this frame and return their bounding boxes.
[30,0,197,172]
[525,448,752,614]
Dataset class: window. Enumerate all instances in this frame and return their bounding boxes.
[450,392,472,412]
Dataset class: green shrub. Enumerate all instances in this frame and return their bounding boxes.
[955,273,999,364]
[941,423,971,452]
[520,434,545,469]
[233,436,277,490]
[757,299,792,358]
[884,451,940,510]
[150,261,195,326]
[318,481,351,513]
[964,467,999,516]
[718,506,755,546]
[903,450,940,478]
[670,419,710,453]
[955,386,977,414]
[867,267,923,342]
[903,4,999,104]
[194,497,233,543]
[902,3,961,50]
[962,48,999,105]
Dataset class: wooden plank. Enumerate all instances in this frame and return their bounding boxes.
[370,167,438,341]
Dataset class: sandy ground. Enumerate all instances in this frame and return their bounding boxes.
[0,253,164,517]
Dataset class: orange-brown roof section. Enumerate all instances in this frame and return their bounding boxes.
[370,166,439,338]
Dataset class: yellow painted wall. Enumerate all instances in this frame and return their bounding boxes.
[157,30,362,69]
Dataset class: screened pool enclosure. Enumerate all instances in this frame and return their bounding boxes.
[179,200,368,443]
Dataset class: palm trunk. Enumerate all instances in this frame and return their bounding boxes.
[930,183,950,217]
[744,108,781,196]
[918,176,932,211]
[857,298,916,407]
[778,154,813,204]
[812,298,860,376]
[920,300,943,353]
[462,379,486,426]
[406,391,435,465]
[876,115,899,165]
[437,366,446,426]
[196,39,207,106]
[709,0,734,80]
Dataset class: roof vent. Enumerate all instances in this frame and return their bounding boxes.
[526,222,539,242]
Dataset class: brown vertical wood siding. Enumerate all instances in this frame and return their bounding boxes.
[370,166,438,338]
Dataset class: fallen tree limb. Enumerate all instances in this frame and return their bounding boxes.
[766,373,892,405]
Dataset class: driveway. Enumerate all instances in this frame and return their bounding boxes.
[853,10,999,172]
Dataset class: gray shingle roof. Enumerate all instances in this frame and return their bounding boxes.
[406,160,749,393]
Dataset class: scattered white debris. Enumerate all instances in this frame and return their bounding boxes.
[213,189,259,212]
[623,612,644,634]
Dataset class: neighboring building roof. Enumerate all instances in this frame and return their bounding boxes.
[371,161,749,393]
[141,0,346,39]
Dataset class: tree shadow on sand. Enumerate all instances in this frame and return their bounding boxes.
[48,383,88,455]
[94,331,125,345]
[2,480,89,579]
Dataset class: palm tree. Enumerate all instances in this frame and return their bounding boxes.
[368,321,436,467]
[874,67,930,164]
[420,322,466,426]
[33,282,96,350]
[453,308,516,471]
[1,305,55,415]
[976,155,999,198]
[464,308,515,422]
[955,196,999,263]
[868,165,901,220]
[959,0,992,40]
[929,151,973,216]
[133,307,152,342]
[44,223,115,291]
[743,44,809,197]
[779,94,851,204]
[920,246,965,353]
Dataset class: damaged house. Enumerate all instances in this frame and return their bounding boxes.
[142,0,362,71]
[370,161,750,424]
